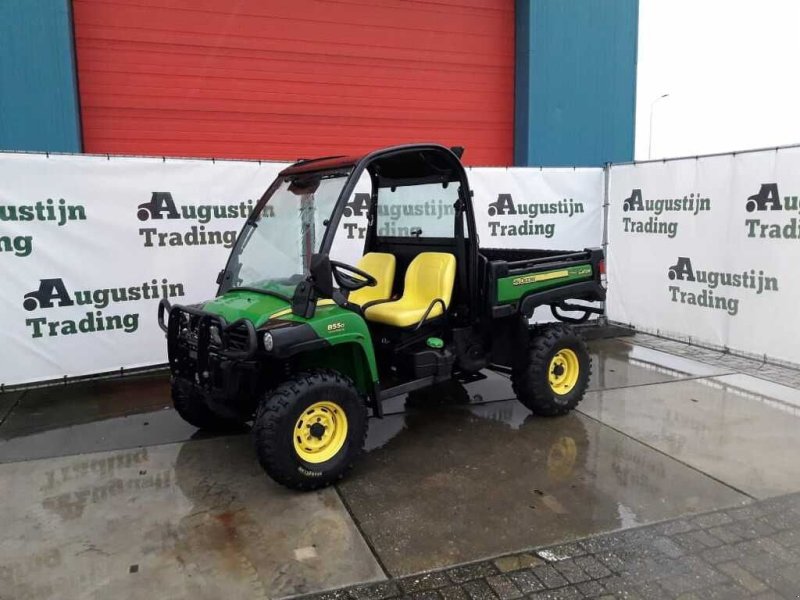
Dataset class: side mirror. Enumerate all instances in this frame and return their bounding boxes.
[309,253,334,297]
[291,253,333,319]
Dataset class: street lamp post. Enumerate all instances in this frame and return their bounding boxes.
[648,93,670,159]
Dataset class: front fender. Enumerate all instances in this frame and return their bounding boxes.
[273,305,378,385]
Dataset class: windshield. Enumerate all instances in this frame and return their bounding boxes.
[219,171,350,297]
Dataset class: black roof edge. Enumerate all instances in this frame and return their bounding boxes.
[293,154,346,166]
[280,154,359,176]
[279,143,464,177]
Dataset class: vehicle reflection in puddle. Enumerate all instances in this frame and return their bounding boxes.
[0,435,383,600]
[348,387,747,576]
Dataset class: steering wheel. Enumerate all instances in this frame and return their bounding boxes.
[329,260,377,291]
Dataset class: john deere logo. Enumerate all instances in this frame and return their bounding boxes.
[137,192,258,249]
[486,194,583,238]
[22,277,185,338]
[327,322,345,332]
[0,199,86,258]
[744,183,800,239]
[667,256,778,316]
[621,189,710,239]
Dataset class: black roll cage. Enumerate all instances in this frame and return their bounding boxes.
[223,143,480,319]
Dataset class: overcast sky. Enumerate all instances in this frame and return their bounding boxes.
[635,0,800,160]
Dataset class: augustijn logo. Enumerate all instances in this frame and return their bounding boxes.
[620,188,710,239]
[485,194,583,239]
[666,256,778,317]
[136,191,257,249]
[744,183,800,239]
[340,192,455,240]
[0,199,86,258]
[21,277,185,338]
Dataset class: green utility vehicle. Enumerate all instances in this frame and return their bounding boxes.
[158,144,606,490]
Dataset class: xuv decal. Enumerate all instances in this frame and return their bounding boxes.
[512,270,571,286]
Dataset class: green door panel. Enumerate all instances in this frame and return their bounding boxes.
[496,264,593,304]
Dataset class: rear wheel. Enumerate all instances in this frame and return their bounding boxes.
[171,379,243,432]
[511,324,591,416]
[253,369,367,490]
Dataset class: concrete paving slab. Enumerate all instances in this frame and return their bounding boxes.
[298,492,800,600]
[2,372,171,438]
[714,373,800,411]
[0,435,384,599]
[0,406,205,464]
[338,400,748,576]
[0,390,23,425]
[589,340,732,391]
[579,376,800,499]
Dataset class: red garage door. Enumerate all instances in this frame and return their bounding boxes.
[72,0,514,165]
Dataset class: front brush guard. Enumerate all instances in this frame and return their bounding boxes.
[158,299,258,370]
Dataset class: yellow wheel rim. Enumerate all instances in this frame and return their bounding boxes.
[293,401,348,464]
[548,349,580,395]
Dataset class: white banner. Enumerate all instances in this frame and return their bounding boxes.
[0,154,284,386]
[469,167,604,251]
[0,153,604,387]
[606,146,800,365]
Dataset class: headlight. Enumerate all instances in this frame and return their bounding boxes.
[262,332,274,352]
[208,325,222,346]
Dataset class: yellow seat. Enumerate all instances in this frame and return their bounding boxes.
[364,252,456,328]
[348,252,396,307]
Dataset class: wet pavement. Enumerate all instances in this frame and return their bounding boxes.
[581,376,800,499]
[1,337,800,598]
[0,436,383,600]
[0,389,21,425]
[340,404,746,576]
[305,491,800,600]
[0,374,196,464]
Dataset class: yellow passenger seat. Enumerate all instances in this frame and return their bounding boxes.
[348,252,396,307]
[364,252,456,328]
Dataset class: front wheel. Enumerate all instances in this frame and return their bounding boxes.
[511,324,591,416]
[171,378,244,432]
[252,369,367,491]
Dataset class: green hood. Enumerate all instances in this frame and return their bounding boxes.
[203,289,292,328]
